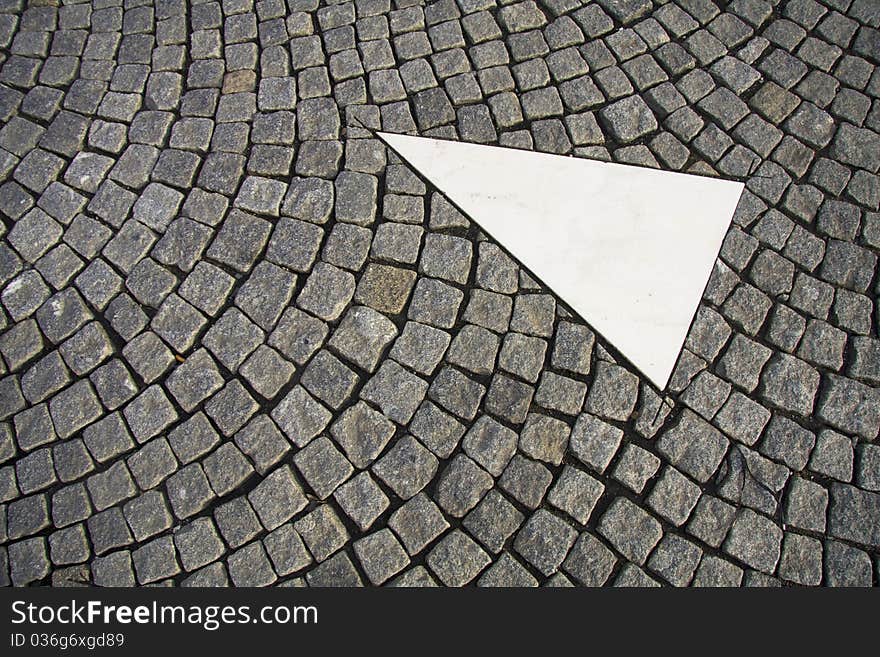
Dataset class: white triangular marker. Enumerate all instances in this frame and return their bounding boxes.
[378,132,744,390]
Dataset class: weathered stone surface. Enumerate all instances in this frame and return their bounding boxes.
[0,0,876,590]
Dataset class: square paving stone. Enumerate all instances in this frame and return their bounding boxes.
[361,360,428,425]
[301,350,359,410]
[647,533,702,587]
[202,441,255,497]
[498,454,553,510]
[322,222,372,271]
[598,496,663,566]
[389,321,450,376]
[612,443,660,494]
[335,171,378,225]
[456,414,516,477]
[262,522,312,577]
[122,331,174,384]
[271,385,331,448]
[548,465,605,525]
[125,435,179,491]
[354,528,411,585]
[35,287,91,343]
[513,509,578,577]
[569,412,624,473]
[123,385,178,443]
[823,540,873,587]
[173,517,226,573]
[371,222,423,264]
[214,496,263,549]
[328,305,398,372]
[478,553,539,587]
[297,263,355,322]
[816,374,880,440]
[647,466,702,526]
[759,415,816,472]
[808,429,853,482]
[419,233,473,285]
[713,391,770,447]
[204,380,258,437]
[304,550,363,587]
[656,409,729,483]
[404,401,462,459]
[551,321,594,375]
[265,217,323,273]
[239,346,295,400]
[281,176,334,224]
[16,446,57,494]
[333,471,390,532]
[435,454,494,518]
[427,529,491,586]
[132,535,181,584]
[294,436,354,499]
[226,541,277,587]
[723,507,783,574]
[598,94,658,142]
[59,322,113,376]
[151,294,207,354]
[510,293,555,338]
[0,319,44,373]
[561,531,617,587]
[293,504,349,563]
[388,492,450,556]
[48,524,90,567]
[205,209,271,273]
[784,476,828,534]
[48,379,102,440]
[241,466,306,536]
[234,414,290,476]
[777,532,822,586]
[446,324,500,377]
[164,348,224,413]
[584,361,639,421]
[50,482,92,529]
[460,488,523,555]
[407,277,465,328]
[13,403,57,452]
[165,463,216,519]
[354,263,418,316]
[90,550,135,587]
[235,262,296,331]
[535,371,587,416]
[82,412,134,465]
[269,307,328,366]
[687,495,736,548]
[330,401,396,469]
[483,371,533,424]
[7,208,63,264]
[202,307,265,372]
[428,366,486,421]
[462,288,513,334]
[86,459,137,512]
[519,412,571,466]
[123,490,173,543]
[372,435,438,500]
[9,536,50,586]
[8,493,51,540]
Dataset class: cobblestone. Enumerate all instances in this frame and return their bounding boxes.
[598,497,663,566]
[0,0,877,589]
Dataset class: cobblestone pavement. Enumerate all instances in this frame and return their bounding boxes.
[0,0,878,588]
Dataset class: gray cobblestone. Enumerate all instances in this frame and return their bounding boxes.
[0,0,876,589]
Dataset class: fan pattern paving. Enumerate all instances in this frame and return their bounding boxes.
[0,0,878,587]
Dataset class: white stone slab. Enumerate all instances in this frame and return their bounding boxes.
[378,132,744,390]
